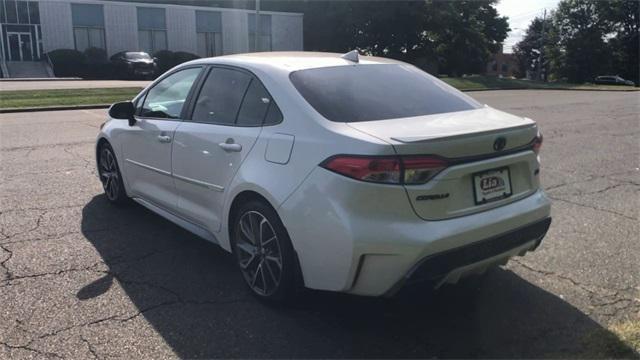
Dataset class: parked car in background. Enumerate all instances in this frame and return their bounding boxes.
[594,75,635,86]
[97,51,551,302]
[110,51,157,79]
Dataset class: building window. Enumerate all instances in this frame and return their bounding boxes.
[71,3,105,52]
[137,7,167,55]
[196,10,222,57]
[1,0,39,24]
[248,13,271,52]
[1,0,42,61]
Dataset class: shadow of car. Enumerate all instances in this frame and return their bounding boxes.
[110,51,158,80]
[79,195,637,358]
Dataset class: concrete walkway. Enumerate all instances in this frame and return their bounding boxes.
[0,79,150,91]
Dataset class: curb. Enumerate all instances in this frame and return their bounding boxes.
[0,104,110,114]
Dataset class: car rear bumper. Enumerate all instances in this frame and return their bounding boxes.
[279,167,552,296]
[385,216,551,295]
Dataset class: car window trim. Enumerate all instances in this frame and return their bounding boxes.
[134,65,205,121]
[185,64,283,128]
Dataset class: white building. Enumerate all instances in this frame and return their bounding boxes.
[0,0,303,63]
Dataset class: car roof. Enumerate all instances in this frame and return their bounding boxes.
[185,51,402,73]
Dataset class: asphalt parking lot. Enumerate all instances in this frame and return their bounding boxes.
[0,90,638,358]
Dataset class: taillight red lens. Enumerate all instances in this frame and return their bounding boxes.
[532,133,543,154]
[403,156,448,184]
[321,156,401,184]
[321,155,447,184]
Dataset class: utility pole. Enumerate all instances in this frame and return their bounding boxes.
[536,9,547,82]
[254,0,261,52]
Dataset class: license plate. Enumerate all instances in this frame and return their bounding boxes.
[473,167,512,205]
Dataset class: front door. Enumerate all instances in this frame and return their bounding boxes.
[120,67,203,210]
[7,32,32,61]
[172,67,270,232]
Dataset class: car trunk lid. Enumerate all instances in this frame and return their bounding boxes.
[347,107,541,220]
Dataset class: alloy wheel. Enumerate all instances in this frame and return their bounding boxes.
[235,210,283,296]
[99,147,120,201]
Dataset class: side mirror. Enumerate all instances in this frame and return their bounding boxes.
[108,101,136,126]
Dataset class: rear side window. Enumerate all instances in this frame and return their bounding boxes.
[191,67,283,126]
[192,68,252,125]
[290,64,481,122]
[236,79,271,126]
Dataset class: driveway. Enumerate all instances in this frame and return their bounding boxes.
[0,80,151,92]
[0,90,638,358]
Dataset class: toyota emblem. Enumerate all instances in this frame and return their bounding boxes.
[493,137,507,151]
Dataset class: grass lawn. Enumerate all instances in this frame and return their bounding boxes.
[441,75,639,91]
[0,87,142,110]
[1,76,637,110]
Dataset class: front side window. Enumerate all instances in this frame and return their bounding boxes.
[71,3,105,51]
[290,64,481,123]
[191,68,252,125]
[140,67,202,119]
[137,7,167,55]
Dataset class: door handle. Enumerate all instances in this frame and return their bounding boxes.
[218,141,242,152]
[157,135,172,143]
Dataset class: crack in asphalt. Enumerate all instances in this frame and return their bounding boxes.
[0,243,13,279]
[511,259,640,318]
[547,195,637,221]
[0,340,64,359]
[80,336,100,360]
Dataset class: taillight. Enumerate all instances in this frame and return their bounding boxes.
[532,133,543,154]
[402,156,448,184]
[321,156,401,184]
[321,155,447,185]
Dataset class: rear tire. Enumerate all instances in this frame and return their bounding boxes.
[98,143,130,206]
[231,200,300,303]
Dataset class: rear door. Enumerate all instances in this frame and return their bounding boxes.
[171,66,274,232]
[120,66,203,210]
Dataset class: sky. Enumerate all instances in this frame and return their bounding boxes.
[496,0,560,53]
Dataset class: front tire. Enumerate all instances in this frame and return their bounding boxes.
[98,143,129,205]
[231,200,299,303]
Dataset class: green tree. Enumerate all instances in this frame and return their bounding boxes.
[553,0,612,83]
[597,0,639,85]
[513,16,561,80]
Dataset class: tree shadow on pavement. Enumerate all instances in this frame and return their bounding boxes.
[80,195,638,358]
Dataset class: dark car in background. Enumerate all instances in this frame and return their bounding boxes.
[110,52,157,79]
[594,75,635,86]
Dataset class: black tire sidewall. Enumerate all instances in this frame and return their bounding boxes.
[99,143,129,206]
[231,200,298,303]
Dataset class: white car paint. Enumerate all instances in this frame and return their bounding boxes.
[97,52,551,296]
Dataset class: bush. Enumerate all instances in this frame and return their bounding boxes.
[174,51,200,64]
[83,47,115,79]
[47,49,87,77]
[153,50,176,75]
[153,50,201,75]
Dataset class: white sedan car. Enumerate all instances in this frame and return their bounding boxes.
[97,51,551,302]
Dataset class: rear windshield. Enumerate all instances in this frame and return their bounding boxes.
[290,64,481,122]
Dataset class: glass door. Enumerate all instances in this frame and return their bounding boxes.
[20,33,33,61]
[7,32,33,61]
